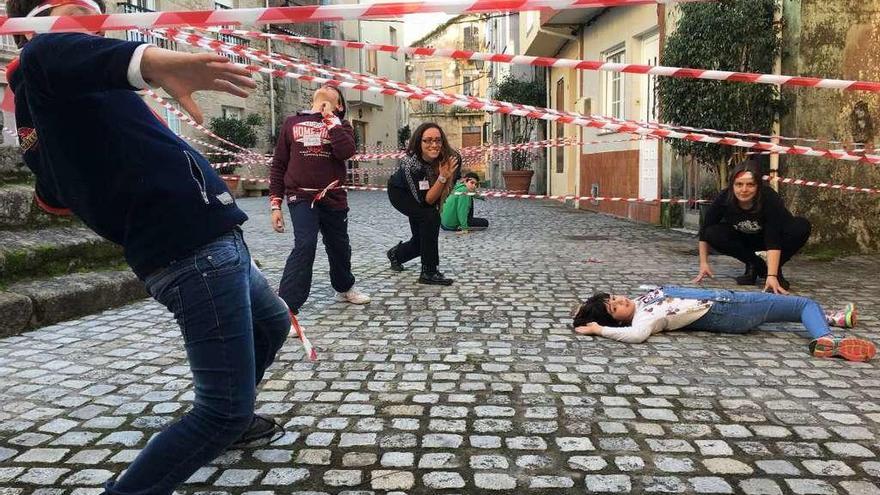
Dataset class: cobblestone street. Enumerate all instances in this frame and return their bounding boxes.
[1,192,879,494]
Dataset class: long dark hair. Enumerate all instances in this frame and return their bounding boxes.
[726,159,765,214]
[572,292,626,328]
[406,122,456,166]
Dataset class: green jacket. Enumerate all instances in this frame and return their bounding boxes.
[441,182,481,230]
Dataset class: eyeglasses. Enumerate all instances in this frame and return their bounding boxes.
[421,138,443,145]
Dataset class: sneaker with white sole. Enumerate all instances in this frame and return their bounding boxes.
[336,287,371,304]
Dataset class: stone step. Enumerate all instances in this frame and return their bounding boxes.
[0,184,76,229]
[0,184,35,228]
[0,225,124,281]
[0,146,30,183]
[0,268,147,337]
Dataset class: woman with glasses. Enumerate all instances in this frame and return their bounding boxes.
[386,123,461,285]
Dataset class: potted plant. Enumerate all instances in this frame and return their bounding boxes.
[502,149,534,193]
[208,113,262,196]
[493,75,544,193]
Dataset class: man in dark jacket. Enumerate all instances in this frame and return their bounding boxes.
[7,0,291,492]
[269,85,370,314]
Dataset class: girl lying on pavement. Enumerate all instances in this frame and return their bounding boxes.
[572,286,875,362]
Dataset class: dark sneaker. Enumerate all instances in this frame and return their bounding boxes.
[387,242,405,272]
[231,415,284,448]
[810,336,876,362]
[418,270,454,286]
[735,262,760,285]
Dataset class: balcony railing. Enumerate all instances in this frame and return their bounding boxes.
[117,3,176,50]
[213,3,251,65]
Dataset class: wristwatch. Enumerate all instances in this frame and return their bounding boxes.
[438,175,448,184]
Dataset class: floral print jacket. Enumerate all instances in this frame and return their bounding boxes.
[598,287,714,343]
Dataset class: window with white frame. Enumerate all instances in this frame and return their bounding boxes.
[389,27,398,60]
[222,106,244,120]
[366,49,378,74]
[604,47,625,119]
[163,102,182,135]
[462,70,479,96]
[0,33,15,50]
[0,8,15,51]
[425,70,443,89]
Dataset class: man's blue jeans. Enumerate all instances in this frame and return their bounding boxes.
[105,229,290,495]
[664,286,832,339]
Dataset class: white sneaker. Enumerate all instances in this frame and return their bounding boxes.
[336,287,371,305]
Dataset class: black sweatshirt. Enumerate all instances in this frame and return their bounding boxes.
[699,186,794,250]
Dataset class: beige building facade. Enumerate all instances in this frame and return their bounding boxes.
[521,6,663,223]
[338,12,408,154]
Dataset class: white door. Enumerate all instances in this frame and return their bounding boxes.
[638,34,660,201]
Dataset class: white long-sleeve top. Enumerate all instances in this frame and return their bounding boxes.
[599,288,714,343]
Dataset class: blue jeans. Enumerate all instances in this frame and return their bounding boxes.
[664,286,831,339]
[105,229,290,495]
[278,201,355,313]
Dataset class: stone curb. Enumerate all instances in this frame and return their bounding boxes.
[1,269,147,336]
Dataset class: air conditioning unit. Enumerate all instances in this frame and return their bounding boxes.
[576,97,591,116]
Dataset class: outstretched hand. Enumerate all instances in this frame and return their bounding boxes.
[692,263,714,284]
[141,49,256,124]
[764,276,789,295]
[574,323,602,335]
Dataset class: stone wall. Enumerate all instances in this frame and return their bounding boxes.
[780,0,880,252]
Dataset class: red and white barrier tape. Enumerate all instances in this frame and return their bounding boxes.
[764,174,880,195]
[288,311,317,362]
[210,160,271,169]
[191,28,880,147]
[206,26,880,96]
[169,29,879,163]
[145,90,264,165]
[343,184,709,204]
[349,137,641,164]
[351,137,584,161]
[212,59,880,166]
[0,0,689,35]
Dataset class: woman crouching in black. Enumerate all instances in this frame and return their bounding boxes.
[694,160,811,293]
[385,123,461,285]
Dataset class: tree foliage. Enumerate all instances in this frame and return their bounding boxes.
[398,125,411,149]
[657,0,787,186]
[208,114,261,174]
[494,74,546,170]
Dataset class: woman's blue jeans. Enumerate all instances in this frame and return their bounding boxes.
[664,286,832,339]
[105,229,290,495]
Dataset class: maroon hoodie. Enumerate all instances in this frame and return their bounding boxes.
[269,111,356,210]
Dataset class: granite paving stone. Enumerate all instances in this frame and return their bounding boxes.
[1,194,878,494]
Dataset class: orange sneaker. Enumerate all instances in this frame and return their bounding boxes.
[809,336,836,358]
[836,337,876,362]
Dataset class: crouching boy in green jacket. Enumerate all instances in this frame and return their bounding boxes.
[441,172,489,233]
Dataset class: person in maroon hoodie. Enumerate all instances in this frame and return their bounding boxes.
[269,85,371,314]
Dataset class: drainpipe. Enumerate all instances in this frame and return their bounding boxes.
[266,0,276,139]
[545,67,551,196]
[769,0,783,190]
